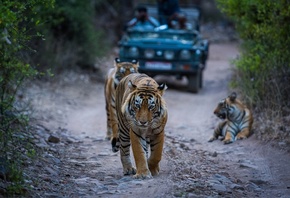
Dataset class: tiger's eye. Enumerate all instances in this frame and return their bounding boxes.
[135,98,141,108]
[119,67,125,73]
[130,67,136,73]
[148,104,155,110]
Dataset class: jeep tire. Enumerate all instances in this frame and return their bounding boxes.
[187,71,200,93]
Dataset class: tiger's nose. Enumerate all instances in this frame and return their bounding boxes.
[140,121,148,125]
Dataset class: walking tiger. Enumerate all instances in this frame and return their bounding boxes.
[104,58,139,140]
[113,73,168,179]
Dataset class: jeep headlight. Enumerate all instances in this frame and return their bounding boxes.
[180,50,191,60]
[164,50,174,60]
[144,49,155,59]
[196,49,201,55]
[128,47,139,57]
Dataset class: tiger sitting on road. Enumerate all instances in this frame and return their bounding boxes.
[208,92,253,144]
[104,58,139,140]
[113,73,168,179]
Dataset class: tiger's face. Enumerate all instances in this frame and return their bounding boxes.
[122,79,167,128]
[214,92,237,119]
[214,99,228,119]
[114,58,139,83]
[130,92,159,127]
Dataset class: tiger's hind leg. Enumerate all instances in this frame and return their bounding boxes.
[106,131,112,141]
[105,118,112,141]
[130,129,152,179]
[237,113,253,140]
[111,121,120,152]
[236,109,253,140]
[105,97,112,140]
[111,136,120,153]
[111,105,120,152]
[236,127,251,140]
[148,131,164,176]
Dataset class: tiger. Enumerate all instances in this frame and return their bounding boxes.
[112,73,168,179]
[104,58,139,140]
[208,92,253,144]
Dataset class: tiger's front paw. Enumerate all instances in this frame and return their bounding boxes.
[208,136,217,142]
[223,139,233,144]
[236,133,247,140]
[123,167,136,175]
[149,165,160,176]
[133,170,152,179]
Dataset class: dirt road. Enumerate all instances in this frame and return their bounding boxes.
[28,42,290,197]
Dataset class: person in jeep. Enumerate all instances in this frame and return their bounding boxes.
[157,0,180,26]
[127,6,160,30]
[157,0,191,30]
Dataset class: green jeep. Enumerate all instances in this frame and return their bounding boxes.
[118,6,209,93]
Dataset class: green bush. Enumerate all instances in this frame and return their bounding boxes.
[217,0,290,142]
[0,0,54,194]
[217,0,290,110]
[31,0,109,72]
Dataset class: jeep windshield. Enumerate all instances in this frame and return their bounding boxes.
[126,29,198,42]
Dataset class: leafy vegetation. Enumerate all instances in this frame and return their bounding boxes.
[217,0,290,141]
[31,0,109,72]
[0,0,55,194]
[1,0,115,194]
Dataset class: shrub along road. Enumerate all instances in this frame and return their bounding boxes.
[25,42,290,197]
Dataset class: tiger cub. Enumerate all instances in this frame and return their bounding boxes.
[113,73,168,179]
[104,58,139,140]
[209,92,253,144]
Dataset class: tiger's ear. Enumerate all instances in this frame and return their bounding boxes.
[158,83,167,95]
[131,59,138,64]
[128,80,137,91]
[114,58,121,68]
[229,92,237,102]
[115,58,121,63]
[131,59,139,69]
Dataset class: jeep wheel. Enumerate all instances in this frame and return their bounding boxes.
[199,72,203,88]
[187,72,200,93]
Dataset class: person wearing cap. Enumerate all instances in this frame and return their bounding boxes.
[157,0,181,26]
[127,6,160,30]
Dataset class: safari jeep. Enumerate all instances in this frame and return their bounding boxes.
[118,6,209,93]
